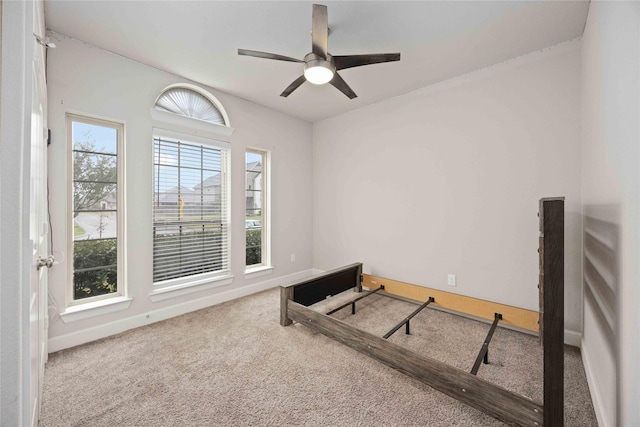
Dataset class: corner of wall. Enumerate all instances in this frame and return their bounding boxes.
[565,329,582,347]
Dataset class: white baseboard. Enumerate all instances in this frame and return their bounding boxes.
[581,337,611,427]
[48,268,315,353]
[564,328,581,347]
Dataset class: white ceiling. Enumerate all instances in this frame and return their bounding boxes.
[44,1,589,123]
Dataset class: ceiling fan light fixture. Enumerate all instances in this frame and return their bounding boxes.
[304,65,334,85]
[303,56,335,85]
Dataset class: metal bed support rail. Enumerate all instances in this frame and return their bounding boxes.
[383,297,435,339]
[326,286,384,316]
[470,312,503,375]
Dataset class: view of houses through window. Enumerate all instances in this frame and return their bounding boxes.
[70,115,122,301]
[152,134,230,284]
[246,149,267,267]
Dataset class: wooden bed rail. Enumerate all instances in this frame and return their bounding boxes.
[362,274,540,333]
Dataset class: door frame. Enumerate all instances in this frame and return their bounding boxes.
[0,0,48,425]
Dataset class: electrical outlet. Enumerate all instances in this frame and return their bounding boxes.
[290,253,295,262]
[447,274,457,286]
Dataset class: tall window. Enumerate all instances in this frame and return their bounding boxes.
[245,149,269,268]
[153,132,230,285]
[68,114,124,303]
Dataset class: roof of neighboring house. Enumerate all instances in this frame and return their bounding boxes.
[246,161,261,172]
[194,173,221,189]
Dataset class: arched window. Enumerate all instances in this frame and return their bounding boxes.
[154,86,227,125]
[150,84,233,137]
[150,84,233,297]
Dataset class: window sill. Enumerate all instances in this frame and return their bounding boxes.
[60,296,133,323]
[244,265,274,279]
[150,274,234,302]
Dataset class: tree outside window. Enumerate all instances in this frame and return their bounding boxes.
[69,117,122,301]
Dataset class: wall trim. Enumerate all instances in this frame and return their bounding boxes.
[581,337,611,427]
[48,268,315,353]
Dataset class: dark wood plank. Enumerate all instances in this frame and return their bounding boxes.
[355,263,363,293]
[539,233,544,343]
[287,263,363,306]
[540,198,564,426]
[288,301,543,427]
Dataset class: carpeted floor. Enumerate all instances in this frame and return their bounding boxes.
[40,287,597,426]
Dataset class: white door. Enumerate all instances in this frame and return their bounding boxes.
[28,30,49,427]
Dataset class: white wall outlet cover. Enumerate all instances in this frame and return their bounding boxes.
[447,274,457,286]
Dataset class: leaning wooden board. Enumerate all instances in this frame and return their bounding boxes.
[539,197,565,427]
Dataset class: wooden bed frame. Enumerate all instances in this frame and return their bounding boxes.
[280,198,564,427]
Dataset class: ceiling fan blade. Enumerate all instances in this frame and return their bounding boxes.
[329,72,357,99]
[311,4,329,58]
[238,49,303,63]
[280,75,307,97]
[333,53,401,71]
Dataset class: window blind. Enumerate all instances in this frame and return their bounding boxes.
[153,135,230,284]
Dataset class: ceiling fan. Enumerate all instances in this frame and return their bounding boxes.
[238,4,400,99]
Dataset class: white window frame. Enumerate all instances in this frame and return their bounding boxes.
[245,148,271,275]
[65,113,126,307]
[148,85,235,301]
[151,128,233,299]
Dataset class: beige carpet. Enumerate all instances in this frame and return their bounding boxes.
[40,287,597,426]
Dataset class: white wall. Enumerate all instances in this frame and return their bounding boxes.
[312,42,583,339]
[581,2,640,426]
[46,35,313,351]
